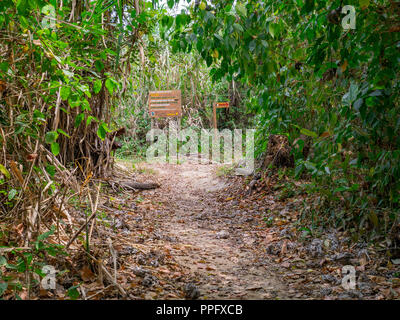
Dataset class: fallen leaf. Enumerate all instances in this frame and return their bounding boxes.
[80,265,96,282]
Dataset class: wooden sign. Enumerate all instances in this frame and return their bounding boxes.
[213,101,230,129]
[215,102,229,108]
[148,90,182,118]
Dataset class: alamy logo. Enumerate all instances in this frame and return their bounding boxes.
[146,127,255,171]
[341,265,356,290]
[342,5,356,30]
[41,5,56,30]
[41,265,56,290]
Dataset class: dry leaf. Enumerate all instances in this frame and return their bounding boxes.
[80,265,96,282]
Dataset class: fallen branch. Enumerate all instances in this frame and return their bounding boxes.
[119,181,160,190]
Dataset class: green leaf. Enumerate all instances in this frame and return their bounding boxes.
[62,70,74,79]
[60,86,71,100]
[0,62,9,72]
[75,113,85,128]
[0,164,10,179]
[45,165,56,178]
[94,60,104,72]
[93,79,102,94]
[269,23,278,38]
[105,79,114,95]
[359,0,370,9]
[57,129,70,138]
[235,3,247,16]
[8,189,17,200]
[300,128,318,139]
[51,142,60,156]
[67,285,80,300]
[233,23,244,33]
[37,226,55,242]
[304,161,317,172]
[97,123,107,140]
[0,255,6,266]
[33,110,46,122]
[295,164,304,178]
[353,98,363,111]
[86,116,98,126]
[167,0,174,9]
[45,131,58,144]
[0,282,7,295]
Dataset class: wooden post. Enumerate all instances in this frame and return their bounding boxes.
[213,102,230,131]
[213,103,217,130]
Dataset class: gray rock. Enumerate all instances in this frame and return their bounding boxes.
[216,230,230,239]
[235,168,254,176]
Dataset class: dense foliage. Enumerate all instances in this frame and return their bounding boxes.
[168,0,400,234]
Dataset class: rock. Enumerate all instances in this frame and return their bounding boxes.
[216,230,230,239]
[235,168,254,176]
[184,283,200,300]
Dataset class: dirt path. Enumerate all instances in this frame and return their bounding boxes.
[122,158,289,299]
